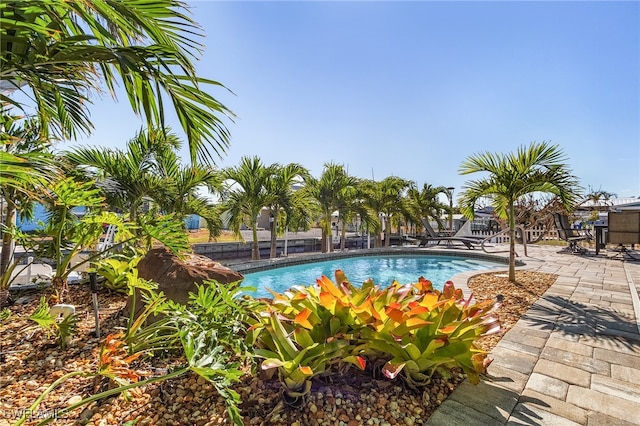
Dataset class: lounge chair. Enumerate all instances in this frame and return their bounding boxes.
[418,220,483,249]
[552,213,591,254]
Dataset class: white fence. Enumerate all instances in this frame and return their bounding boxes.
[471,225,557,243]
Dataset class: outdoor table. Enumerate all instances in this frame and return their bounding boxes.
[594,224,608,255]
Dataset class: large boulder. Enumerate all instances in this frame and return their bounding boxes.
[126,247,244,318]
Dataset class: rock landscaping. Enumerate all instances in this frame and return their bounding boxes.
[0,270,556,426]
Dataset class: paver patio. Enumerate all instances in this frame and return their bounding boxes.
[427,245,640,426]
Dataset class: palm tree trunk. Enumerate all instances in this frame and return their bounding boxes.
[340,222,347,251]
[0,288,9,308]
[385,217,392,247]
[322,212,331,253]
[508,202,516,282]
[0,204,16,276]
[320,229,327,253]
[269,212,277,259]
[252,223,260,260]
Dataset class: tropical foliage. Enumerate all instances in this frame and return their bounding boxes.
[360,176,413,247]
[0,0,233,164]
[458,141,581,281]
[0,115,58,278]
[65,127,224,238]
[220,156,278,260]
[302,163,359,252]
[249,271,500,402]
[404,183,450,235]
[264,163,309,258]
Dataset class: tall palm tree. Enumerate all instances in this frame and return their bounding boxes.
[264,163,309,258]
[303,163,358,253]
[0,116,58,277]
[459,141,581,282]
[66,128,224,237]
[1,0,233,164]
[334,181,374,251]
[65,128,178,220]
[360,176,413,247]
[404,183,449,235]
[221,156,277,260]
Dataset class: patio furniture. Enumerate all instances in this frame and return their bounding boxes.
[607,211,640,260]
[418,219,483,249]
[552,213,591,254]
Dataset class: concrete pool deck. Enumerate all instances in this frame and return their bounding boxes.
[229,243,640,425]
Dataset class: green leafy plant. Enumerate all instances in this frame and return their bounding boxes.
[181,329,244,424]
[20,280,252,426]
[183,280,257,355]
[252,312,354,404]
[0,228,49,306]
[28,297,78,349]
[32,176,191,302]
[121,278,252,422]
[91,249,143,294]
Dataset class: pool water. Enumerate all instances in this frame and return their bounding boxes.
[241,255,503,298]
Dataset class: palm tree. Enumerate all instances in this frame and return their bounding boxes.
[221,156,277,260]
[264,163,309,258]
[404,183,450,236]
[360,177,413,247]
[65,128,178,220]
[66,128,224,238]
[303,163,358,253]
[0,116,58,277]
[334,181,374,251]
[1,0,233,164]
[458,141,581,282]
[149,139,224,239]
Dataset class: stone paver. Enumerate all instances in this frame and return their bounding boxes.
[426,245,640,426]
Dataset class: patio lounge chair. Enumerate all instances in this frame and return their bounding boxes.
[418,220,483,249]
[552,213,591,254]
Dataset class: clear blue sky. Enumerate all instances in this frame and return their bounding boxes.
[76,0,640,199]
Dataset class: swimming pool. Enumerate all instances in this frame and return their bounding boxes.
[241,255,503,298]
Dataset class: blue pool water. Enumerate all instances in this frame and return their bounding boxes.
[241,255,503,298]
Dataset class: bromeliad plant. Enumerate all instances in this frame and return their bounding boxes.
[248,271,375,403]
[359,278,501,388]
[251,270,501,398]
[252,312,353,404]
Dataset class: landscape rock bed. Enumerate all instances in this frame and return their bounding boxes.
[0,270,556,425]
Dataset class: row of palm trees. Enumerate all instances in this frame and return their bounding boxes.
[67,129,457,261]
[1,122,456,264]
[1,117,584,281]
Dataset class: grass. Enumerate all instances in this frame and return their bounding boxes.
[188,229,242,244]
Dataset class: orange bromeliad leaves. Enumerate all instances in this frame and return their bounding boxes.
[317,275,344,298]
[98,333,144,385]
[295,308,314,329]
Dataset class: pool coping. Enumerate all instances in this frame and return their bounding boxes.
[228,247,518,275]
